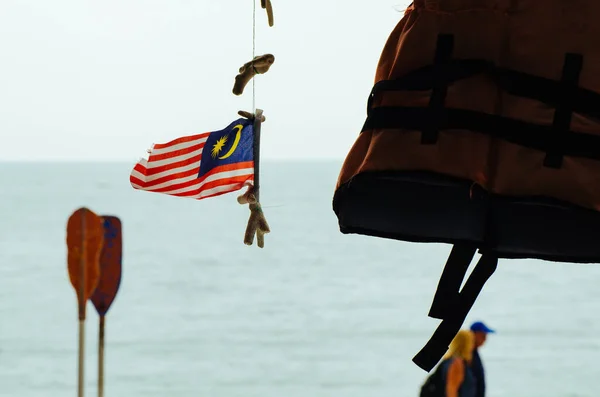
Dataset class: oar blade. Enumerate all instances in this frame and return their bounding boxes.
[91,216,123,317]
[66,207,104,319]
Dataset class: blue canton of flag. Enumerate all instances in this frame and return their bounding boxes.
[198,118,254,179]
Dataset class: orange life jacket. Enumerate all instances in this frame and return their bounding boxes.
[332,0,600,372]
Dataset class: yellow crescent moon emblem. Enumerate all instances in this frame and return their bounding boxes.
[218,124,243,160]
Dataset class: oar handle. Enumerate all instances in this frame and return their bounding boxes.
[78,319,85,397]
[98,316,105,397]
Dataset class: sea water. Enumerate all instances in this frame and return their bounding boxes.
[1,161,599,397]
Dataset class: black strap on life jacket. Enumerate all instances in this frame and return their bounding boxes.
[364,34,596,166]
[367,58,490,104]
[494,63,599,123]
[362,106,600,162]
[427,244,478,320]
[413,247,498,372]
[542,53,583,169]
[422,34,453,144]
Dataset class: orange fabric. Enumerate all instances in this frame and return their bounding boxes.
[336,0,600,212]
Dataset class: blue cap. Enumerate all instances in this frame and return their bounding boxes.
[470,321,495,333]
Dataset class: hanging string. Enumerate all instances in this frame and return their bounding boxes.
[252,0,257,113]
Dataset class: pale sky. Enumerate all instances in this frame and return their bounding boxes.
[0,0,412,161]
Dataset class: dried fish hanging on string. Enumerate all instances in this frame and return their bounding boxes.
[129,0,277,248]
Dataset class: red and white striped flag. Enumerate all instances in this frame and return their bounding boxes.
[130,118,255,200]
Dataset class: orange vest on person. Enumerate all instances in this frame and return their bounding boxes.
[332,0,600,372]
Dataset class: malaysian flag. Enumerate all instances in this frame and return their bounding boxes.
[130,118,255,200]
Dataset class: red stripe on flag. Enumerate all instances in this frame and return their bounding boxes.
[150,142,206,162]
[152,132,210,149]
[131,161,254,193]
[134,167,200,189]
[142,154,202,176]
[172,175,253,196]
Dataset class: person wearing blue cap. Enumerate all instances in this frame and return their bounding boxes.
[469,321,495,397]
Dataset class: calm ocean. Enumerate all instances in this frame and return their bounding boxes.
[1,161,599,397]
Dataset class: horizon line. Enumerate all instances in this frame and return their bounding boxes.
[0,157,346,163]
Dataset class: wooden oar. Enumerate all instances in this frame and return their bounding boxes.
[66,208,104,397]
[90,216,123,397]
